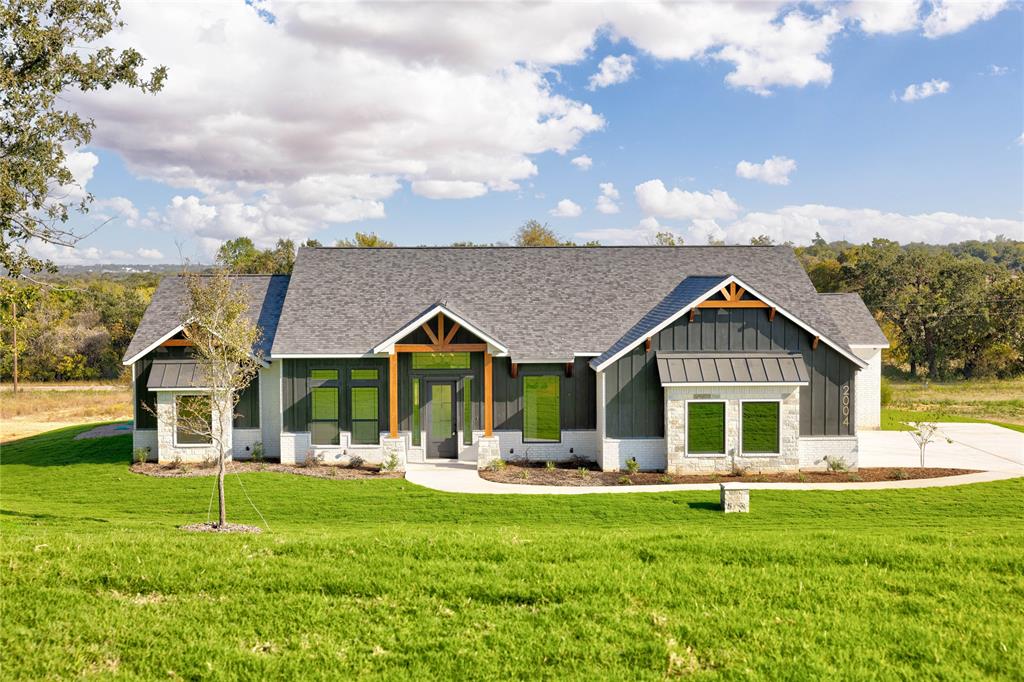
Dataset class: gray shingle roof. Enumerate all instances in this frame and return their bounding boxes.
[272,246,863,362]
[656,352,810,385]
[820,293,889,347]
[122,275,289,363]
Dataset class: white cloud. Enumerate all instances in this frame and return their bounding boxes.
[844,1,922,34]
[411,180,489,199]
[635,180,740,220]
[1017,132,1024,146]
[922,0,1007,38]
[28,242,166,264]
[735,155,797,185]
[575,216,679,245]
[570,155,593,170]
[898,78,950,102]
[596,182,621,214]
[588,54,636,90]
[136,248,164,260]
[986,64,1010,76]
[550,198,583,218]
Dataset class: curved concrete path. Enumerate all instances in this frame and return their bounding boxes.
[406,422,1023,495]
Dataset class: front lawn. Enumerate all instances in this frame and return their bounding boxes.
[2,425,1022,679]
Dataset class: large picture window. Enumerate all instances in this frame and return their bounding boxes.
[412,352,470,370]
[741,401,780,454]
[175,394,212,445]
[310,369,339,445]
[523,375,560,442]
[351,386,379,444]
[687,401,725,454]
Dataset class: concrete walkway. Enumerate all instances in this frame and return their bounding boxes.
[405,422,1023,495]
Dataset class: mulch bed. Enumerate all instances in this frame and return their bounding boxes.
[131,461,404,481]
[180,522,263,534]
[480,463,979,486]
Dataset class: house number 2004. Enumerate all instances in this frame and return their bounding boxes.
[841,384,851,426]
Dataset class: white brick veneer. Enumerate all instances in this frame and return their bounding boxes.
[798,436,858,470]
[231,429,262,459]
[485,430,598,463]
[280,431,399,466]
[132,429,157,461]
[602,438,667,472]
[853,346,883,430]
[665,385,800,474]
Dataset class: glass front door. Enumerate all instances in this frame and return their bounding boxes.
[426,381,457,458]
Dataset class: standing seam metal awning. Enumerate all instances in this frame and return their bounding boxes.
[146,359,209,390]
[656,352,810,385]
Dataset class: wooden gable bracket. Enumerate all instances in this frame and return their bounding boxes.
[689,308,696,322]
[443,322,461,345]
[812,336,820,350]
[421,322,440,345]
[644,337,652,352]
[161,339,193,347]
[768,307,776,322]
[697,281,769,310]
[510,362,519,379]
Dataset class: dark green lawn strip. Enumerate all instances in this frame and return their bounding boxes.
[882,408,1024,434]
[1,424,1022,680]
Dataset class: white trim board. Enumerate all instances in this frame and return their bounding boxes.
[661,381,807,388]
[591,275,868,372]
[122,325,184,366]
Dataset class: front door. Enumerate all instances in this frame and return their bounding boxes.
[425,381,457,458]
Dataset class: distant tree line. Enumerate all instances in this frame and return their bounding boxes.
[2,226,1021,382]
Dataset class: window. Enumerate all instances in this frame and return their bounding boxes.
[175,394,212,445]
[463,377,473,445]
[412,352,470,370]
[351,368,378,380]
[742,401,780,454]
[523,375,559,442]
[687,402,725,454]
[351,386,379,444]
[310,369,339,445]
[412,379,421,446]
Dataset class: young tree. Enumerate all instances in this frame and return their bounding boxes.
[161,271,262,527]
[336,232,395,248]
[1,0,166,277]
[906,422,952,468]
[514,219,565,246]
[653,231,684,246]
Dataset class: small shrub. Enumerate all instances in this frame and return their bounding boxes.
[381,451,400,472]
[515,470,530,480]
[250,441,264,463]
[576,467,589,479]
[729,464,747,478]
[486,458,506,472]
[132,447,149,464]
[797,473,807,483]
[848,473,863,482]
[824,456,848,473]
[658,474,673,484]
[348,455,365,469]
[305,449,324,467]
[625,457,640,474]
[880,377,894,407]
[544,460,556,470]
[617,475,632,485]
[889,469,909,481]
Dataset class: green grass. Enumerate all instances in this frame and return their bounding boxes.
[881,408,1024,434]
[2,425,1023,680]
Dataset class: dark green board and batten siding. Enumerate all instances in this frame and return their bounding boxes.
[281,355,597,435]
[282,358,390,434]
[604,308,856,438]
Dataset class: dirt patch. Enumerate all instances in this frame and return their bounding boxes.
[479,463,979,486]
[180,522,263,534]
[131,460,405,480]
[74,422,133,440]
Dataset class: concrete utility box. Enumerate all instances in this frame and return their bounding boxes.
[720,484,750,513]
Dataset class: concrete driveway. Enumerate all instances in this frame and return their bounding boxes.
[858,423,1024,475]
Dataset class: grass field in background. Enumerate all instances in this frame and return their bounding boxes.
[2,425,1022,679]
[883,377,1024,433]
[0,383,132,442]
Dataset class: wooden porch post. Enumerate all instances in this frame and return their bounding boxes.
[389,351,398,438]
[483,351,493,437]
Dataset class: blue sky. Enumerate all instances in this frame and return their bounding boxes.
[53,1,1022,264]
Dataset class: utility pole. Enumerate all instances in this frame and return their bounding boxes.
[11,300,18,394]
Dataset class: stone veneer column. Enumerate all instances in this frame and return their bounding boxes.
[380,437,407,473]
[476,435,501,469]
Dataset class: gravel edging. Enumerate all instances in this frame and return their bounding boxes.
[180,522,263,534]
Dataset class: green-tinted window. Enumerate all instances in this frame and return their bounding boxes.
[463,378,473,445]
[523,375,559,442]
[351,386,379,444]
[412,352,471,370]
[687,402,725,454]
[175,395,212,445]
[742,402,779,454]
[412,379,421,446]
[310,369,338,445]
[351,368,378,380]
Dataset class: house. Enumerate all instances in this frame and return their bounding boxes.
[123,246,888,473]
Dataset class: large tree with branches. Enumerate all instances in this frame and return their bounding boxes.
[1,0,166,277]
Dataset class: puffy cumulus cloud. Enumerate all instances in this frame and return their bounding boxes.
[898,78,950,102]
[411,180,489,199]
[571,155,593,170]
[635,180,740,220]
[922,0,1007,38]
[574,217,688,245]
[93,196,142,227]
[588,54,635,90]
[843,1,922,34]
[735,155,797,185]
[28,242,165,265]
[596,182,620,214]
[550,198,583,218]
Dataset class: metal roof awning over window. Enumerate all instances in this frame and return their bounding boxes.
[146,359,210,391]
[656,352,810,386]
